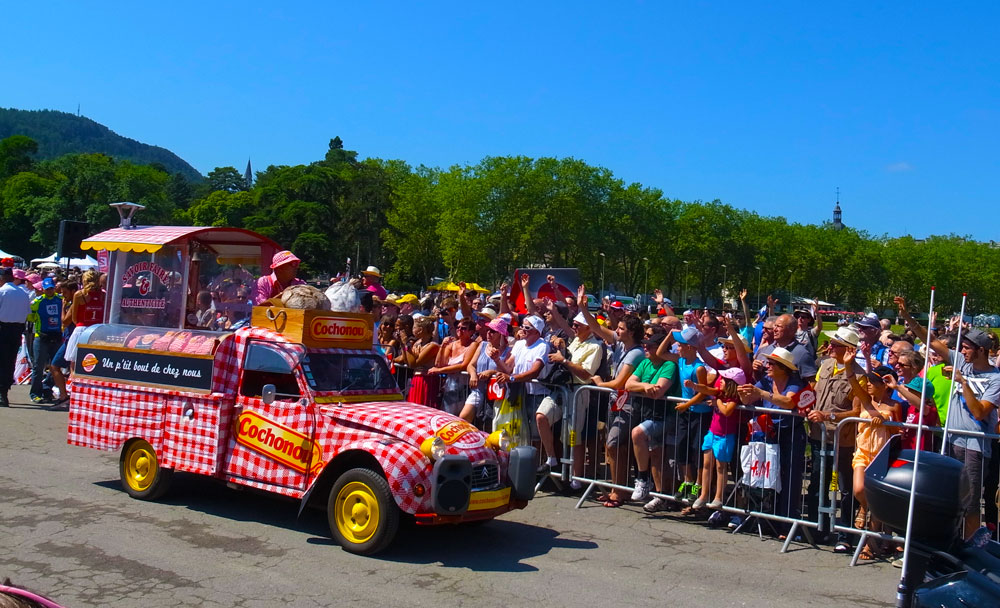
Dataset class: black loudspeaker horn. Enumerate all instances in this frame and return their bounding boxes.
[57,220,89,260]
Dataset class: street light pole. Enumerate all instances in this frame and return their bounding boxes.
[721,263,727,309]
[788,269,794,306]
[642,257,649,314]
[682,260,689,308]
[599,252,605,300]
[755,265,761,310]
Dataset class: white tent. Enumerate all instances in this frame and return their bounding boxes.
[0,248,25,264]
[29,252,99,270]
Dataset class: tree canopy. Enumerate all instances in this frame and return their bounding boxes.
[0,131,996,316]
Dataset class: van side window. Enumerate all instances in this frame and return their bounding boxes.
[241,343,301,399]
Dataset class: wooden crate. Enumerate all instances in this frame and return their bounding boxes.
[251,306,374,349]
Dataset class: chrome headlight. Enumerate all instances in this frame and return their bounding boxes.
[487,429,511,452]
[420,435,447,461]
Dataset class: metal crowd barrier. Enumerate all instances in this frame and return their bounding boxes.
[560,384,828,553]
[831,416,1000,566]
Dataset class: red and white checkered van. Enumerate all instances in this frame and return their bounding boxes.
[65,223,536,554]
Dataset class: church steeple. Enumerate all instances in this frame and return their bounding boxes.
[244,159,253,189]
[833,187,843,230]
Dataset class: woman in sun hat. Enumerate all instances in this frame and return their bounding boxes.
[459,317,511,425]
[252,250,306,305]
[738,346,808,529]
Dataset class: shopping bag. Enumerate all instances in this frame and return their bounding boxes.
[493,383,530,447]
[14,336,31,385]
[739,441,781,493]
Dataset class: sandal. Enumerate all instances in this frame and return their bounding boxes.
[854,507,867,529]
[858,546,877,561]
[595,492,611,502]
[602,498,623,508]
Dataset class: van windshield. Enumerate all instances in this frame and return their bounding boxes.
[301,353,397,393]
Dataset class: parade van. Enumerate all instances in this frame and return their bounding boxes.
[66,211,536,555]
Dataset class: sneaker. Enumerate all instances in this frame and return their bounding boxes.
[536,462,551,476]
[706,499,724,509]
[30,394,45,404]
[673,481,692,503]
[689,483,702,503]
[569,480,583,491]
[892,558,903,568]
[643,496,668,513]
[631,479,650,502]
[691,496,707,509]
[707,510,724,526]
[728,515,743,529]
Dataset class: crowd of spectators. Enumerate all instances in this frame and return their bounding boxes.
[372,277,1000,564]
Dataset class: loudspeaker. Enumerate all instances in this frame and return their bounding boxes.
[431,455,471,515]
[57,220,89,260]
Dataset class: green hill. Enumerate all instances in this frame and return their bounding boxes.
[0,108,203,181]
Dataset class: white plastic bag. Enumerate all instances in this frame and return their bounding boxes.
[325,281,361,312]
[739,441,781,492]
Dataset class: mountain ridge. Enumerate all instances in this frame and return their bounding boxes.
[0,107,203,181]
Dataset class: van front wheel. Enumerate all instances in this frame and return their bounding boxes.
[328,468,399,555]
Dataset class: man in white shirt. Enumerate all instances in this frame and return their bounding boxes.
[0,267,32,406]
[497,315,550,448]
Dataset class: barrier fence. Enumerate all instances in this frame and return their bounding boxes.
[831,416,1000,566]
[384,361,999,560]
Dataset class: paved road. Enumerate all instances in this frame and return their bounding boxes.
[1,386,898,607]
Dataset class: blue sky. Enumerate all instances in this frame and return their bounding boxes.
[3,2,998,240]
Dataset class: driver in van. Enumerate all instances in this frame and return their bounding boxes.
[253,250,306,305]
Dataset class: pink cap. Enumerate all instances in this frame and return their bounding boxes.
[270,250,300,269]
[12,269,26,279]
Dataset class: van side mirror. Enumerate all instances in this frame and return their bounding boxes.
[261,384,276,405]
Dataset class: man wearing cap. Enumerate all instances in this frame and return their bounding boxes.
[540,312,604,489]
[0,267,31,407]
[27,278,62,404]
[395,293,419,316]
[853,312,885,371]
[896,297,1000,539]
[252,250,306,305]
[496,315,551,461]
[361,266,387,300]
[793,303,822,358]
[804,325,866,550]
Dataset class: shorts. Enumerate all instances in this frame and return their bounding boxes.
[948,443,985,513]
[852,447,877,470]
[635,419,668,450]
[676,410,712,465]
[537,395,561,425]
[702,431,736,463]
[51,340,69,369]
[606,405,635,449]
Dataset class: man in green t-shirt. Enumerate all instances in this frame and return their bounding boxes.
[626,331,680,512]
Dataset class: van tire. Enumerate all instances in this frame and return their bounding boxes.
[119,439,173,500]
[328,468,399,555]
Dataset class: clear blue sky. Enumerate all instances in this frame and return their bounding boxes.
[3,2,998,240]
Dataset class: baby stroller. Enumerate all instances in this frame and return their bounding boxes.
[731,414,782,539]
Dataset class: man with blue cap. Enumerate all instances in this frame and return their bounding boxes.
[28,277,62,404]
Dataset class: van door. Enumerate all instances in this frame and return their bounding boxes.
[224,340,318,492]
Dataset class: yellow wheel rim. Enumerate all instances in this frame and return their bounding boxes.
[124,442,158,492]
[335,481,381,544]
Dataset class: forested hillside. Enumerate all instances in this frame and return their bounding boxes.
[0,108,202,181]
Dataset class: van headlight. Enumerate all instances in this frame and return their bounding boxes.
[420,436,447,461]
[486,429,511,452]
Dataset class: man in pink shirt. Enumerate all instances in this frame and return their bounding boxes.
[362,266,387,299]
[253,250,307,305]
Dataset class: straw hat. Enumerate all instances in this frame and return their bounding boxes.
[824,326,860,347]
[765,347,798,372]
[719,333,750,351]
[362,266,382,278]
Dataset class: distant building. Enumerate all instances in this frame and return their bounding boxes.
[244,159,253,189]
[833,194,843,230]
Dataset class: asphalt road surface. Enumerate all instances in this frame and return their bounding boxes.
[1,386,899,607]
